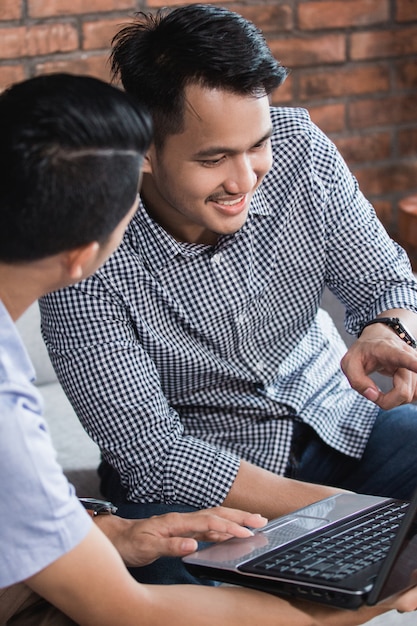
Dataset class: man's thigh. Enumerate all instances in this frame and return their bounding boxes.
[0,583,76,626]
[291,405,417,500]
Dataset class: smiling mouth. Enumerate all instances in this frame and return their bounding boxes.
[209,194,248,210]
[216,195,245,206]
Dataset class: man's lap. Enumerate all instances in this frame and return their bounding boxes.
[288,404,417,501]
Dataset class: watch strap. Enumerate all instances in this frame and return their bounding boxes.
[359,317,417,349]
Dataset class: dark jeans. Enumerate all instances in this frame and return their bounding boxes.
[285,405,417,501]
[100,404,417,584]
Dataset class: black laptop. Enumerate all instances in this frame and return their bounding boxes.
[183,491,417,609]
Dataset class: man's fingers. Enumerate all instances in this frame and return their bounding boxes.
[162,537,198,557]
[203,507,267,529]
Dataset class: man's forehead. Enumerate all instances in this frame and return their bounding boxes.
[180,84,272,148]
[183,82,269,114]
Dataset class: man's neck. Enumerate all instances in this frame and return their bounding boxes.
[0,259,61,321]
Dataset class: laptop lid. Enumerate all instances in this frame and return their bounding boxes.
[367,487,417,605]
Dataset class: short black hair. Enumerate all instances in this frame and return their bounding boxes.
[111,4,287,147]
[0,73,152,262]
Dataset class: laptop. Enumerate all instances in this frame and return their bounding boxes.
[183,491,417,609]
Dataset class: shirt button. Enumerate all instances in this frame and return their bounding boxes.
[256,360,265,373]
[237,313,246,325]
[212,252,222,265]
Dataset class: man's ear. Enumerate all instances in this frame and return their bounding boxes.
[65,241,100,282]
[141,147,154,174]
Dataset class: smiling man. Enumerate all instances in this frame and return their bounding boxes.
[40,4,417,586]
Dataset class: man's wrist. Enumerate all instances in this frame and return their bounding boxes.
[358,317,417,349]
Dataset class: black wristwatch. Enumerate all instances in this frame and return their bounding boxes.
[79,497,118,517]
[359,317,417,349]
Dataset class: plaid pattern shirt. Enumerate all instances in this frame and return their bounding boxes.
[40,107,417,508]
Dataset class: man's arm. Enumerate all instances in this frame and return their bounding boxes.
[25,523,417,626]
[224,459,341,519]
[341,308,417,410]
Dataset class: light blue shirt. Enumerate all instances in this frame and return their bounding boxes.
[0,300,91,588]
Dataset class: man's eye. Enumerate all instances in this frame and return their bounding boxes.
[253,139,269,150]
[199,156,225,167]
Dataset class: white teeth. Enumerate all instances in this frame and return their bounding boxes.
[219,196,243,206]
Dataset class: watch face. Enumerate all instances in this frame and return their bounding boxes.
[79,497,118,515]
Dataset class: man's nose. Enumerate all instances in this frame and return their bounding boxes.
[223,156,258,194]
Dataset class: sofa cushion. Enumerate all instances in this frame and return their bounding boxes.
[16,302,57,386]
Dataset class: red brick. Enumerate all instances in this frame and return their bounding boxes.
[396,0,417,22]
[231,4,293,33]
[0,24,78,59]
[395,59,417,90]
[83,18,132,50]
[398,195,417,254]
[308,103,346,133]
[354,161,417,195]
[372,199,392,225]
[398,128,417,157]
[0,65,26,91]
[0,0,22,20]
[147,0,221,5]
[270,34,345,68]
[35,53,111,83]
[29,0,134,18]
[299,0,389,30]
[351,27,417,60]
[349,95,417,128]
[397,195,417,271]
[299,65,389,101]
[335,131,391,164]
[271,74,293,104]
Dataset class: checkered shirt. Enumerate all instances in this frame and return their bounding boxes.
[40,107,417,508]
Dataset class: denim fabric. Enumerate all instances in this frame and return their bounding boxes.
[286,405,417,501]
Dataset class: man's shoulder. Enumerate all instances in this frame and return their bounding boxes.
[269,106,313,140]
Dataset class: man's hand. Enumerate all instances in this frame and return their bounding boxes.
[341,310,417,410]
[95,506,267,567]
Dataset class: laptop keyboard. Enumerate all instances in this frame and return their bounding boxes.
[242,500,409,583]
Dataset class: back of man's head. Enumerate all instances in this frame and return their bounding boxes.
[110,4,287,147]
[0,73,152,263]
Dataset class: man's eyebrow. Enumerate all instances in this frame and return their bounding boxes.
[192,127,273,159]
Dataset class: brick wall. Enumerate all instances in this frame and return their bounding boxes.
[1,0,416,237]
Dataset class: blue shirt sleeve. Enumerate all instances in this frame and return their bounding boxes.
[0,306,91,587]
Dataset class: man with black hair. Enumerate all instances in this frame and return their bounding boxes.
[0,72,287,625]
[40,3,417,585]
